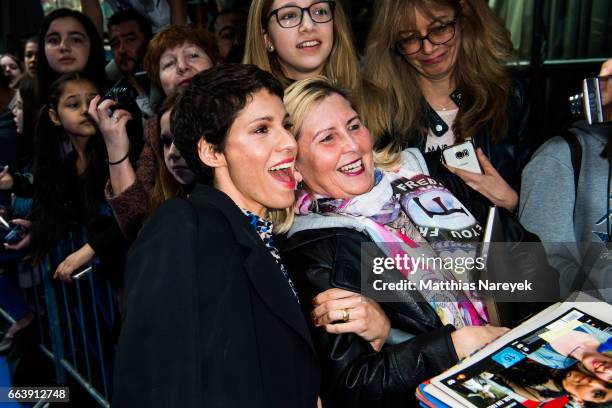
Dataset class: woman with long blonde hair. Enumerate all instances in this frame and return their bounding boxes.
[244,0,391,148]
[364,0,529,210]
[243,0,361,94]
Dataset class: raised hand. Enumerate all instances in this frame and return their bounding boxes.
[445,148,518,212]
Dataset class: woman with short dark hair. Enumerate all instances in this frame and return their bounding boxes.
[112,64,319,407]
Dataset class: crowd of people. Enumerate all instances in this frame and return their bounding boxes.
[0,0,610,406]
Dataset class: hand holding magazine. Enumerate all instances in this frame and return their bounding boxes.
[418,292,612,407]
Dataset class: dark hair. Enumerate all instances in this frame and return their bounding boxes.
[0,53,25,76]
[208,7,248,32]
[171,63,284,185]
[30,73,107,262]
[22,36,39,55]
[36,9,108,105]
[0,67,9,90]
[13,75,36,168]
[108,9,153,43]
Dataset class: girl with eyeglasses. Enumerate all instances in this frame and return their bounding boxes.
[364,0,529,213]
[243,0,363,95]
[244,0,398,361]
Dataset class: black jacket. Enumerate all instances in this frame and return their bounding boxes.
[408,81,531,190]
[113,184,320,407]
[281,161,558,408]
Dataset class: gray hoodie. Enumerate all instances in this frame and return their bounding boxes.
[519,122,611,300]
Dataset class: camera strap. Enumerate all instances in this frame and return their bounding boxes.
[560,129,582,218]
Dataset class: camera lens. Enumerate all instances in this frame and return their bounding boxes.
[455,151,464,159]
[115,86,138,105]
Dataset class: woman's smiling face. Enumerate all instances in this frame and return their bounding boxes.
[398,5,460,81]
[295,92,375,199]
[210,89,298,216]
[264,0,334,80]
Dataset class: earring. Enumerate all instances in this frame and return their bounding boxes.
[268,44,275,52]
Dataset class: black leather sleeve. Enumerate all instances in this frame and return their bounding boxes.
[494,79,531,190]
[283,232,459,408]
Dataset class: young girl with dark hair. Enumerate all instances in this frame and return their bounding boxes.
[1,9,111,207]
[36,8,108,104]
[23,36,38,78]
[28,74,125,283]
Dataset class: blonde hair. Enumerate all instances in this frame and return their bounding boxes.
[243,0,361,95]
[363,0,514,146]
[271,76,348,233]
[270,75,403,232]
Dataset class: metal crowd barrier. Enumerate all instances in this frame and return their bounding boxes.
[0,229,119,407]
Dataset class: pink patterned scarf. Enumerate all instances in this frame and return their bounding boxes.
[295,168,488,328]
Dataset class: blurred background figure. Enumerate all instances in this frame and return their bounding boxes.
[107,9,155,117]
[23,37,38,78]
[0,54,24,87]
[209,7,247,62]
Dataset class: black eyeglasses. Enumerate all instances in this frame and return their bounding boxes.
[267,1,336,29]
[395,20,457,55]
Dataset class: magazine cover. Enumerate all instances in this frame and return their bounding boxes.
[425,298,611,408]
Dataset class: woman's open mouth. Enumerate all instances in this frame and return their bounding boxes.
[269,159,296,188]
[297,40,321,52]
[337,158,365,176]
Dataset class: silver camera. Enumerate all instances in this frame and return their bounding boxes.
[569,76,611,125]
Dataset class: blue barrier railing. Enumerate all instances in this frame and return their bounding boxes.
[0,229,118,407]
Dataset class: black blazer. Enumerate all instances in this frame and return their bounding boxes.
[112,184,320,407]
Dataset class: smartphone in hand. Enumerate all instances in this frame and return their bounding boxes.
[442,140,483,174]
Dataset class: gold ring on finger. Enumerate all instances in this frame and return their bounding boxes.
[341,308,350,323]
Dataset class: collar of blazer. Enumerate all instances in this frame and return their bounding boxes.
[188,183,316,353]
